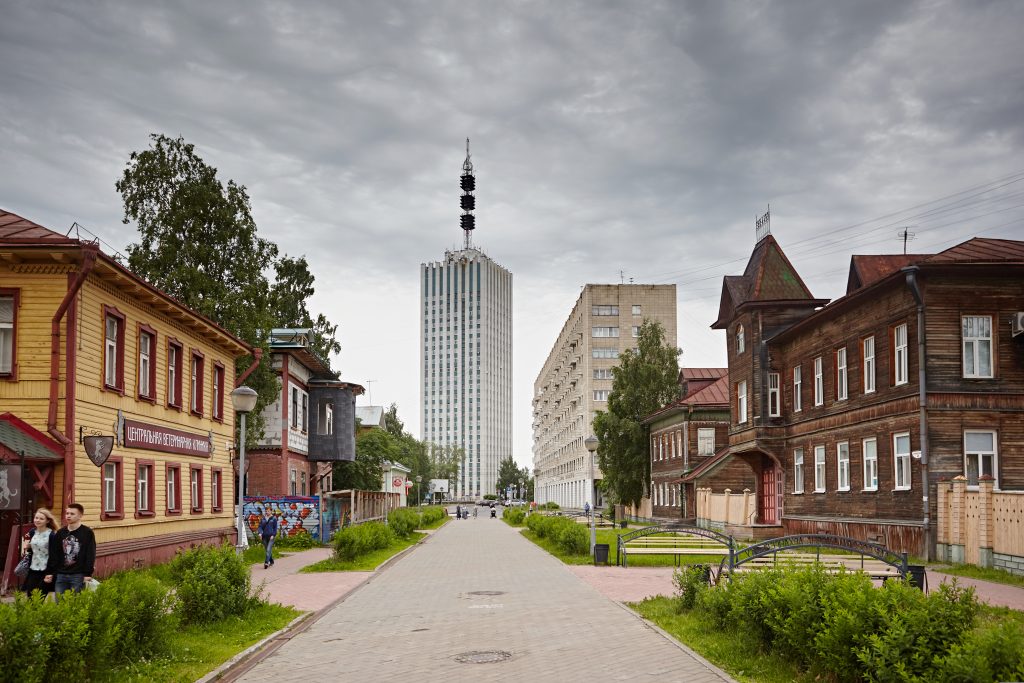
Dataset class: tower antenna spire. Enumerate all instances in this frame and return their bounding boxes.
[460,138,476,250]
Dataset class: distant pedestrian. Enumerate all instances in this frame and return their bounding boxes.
[455,505,462,520]
[257,509,279,569]
[20,508,58,596]
[45,503,96,599]
[473,506,478,519]
[584,501,591,516]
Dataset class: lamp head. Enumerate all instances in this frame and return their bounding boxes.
[231,385,258,413]
[584,435,599,453]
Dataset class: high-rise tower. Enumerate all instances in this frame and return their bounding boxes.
[420,141,513,499]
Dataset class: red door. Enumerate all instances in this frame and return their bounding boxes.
[760,466,778,524]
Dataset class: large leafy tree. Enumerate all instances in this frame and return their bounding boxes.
[592,320,680,508]
[496,456,521,496]
[270,255,340,361]
[333,428,396,490]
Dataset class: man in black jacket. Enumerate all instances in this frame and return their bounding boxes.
[44,502,96,599]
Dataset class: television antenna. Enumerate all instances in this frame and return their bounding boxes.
[896,228,917,254]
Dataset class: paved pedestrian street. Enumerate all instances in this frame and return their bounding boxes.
[236,515,734,682]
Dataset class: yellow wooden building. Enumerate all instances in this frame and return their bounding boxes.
[0,209,253,583]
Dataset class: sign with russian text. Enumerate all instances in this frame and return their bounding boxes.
[123,419,212,457]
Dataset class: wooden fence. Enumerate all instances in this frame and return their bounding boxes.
[696,487,756,527]
[937,476,1024,575]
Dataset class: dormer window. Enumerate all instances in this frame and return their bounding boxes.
[736,324,745,354]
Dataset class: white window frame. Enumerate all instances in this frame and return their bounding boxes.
[863,336,875,394]
[837,442,850,491]
[631,326,640,338]
[862,438,878,491]
[964,430,997,487]
[190,468,200,510]
[737,381,747,424]
[138,332,151,397]
[836,348,847,401]
[814,357,823,406]
[593,368,613,379]
[591,305,619,316]
[767,372,780,417]
[962,315,993,378]
[814,445,826,493]
[0,294,13,374]
[103,462,117,513]
[793,365,802,412]
[894,324,908,386]
[211,470,220,510]
[593,390,609,402]
[105,316,119,387]
[591,326,619,338]
[631,304,641,315]
[137,464,150,512]
[894,432,911,490]
[697,428,715,456]
[190,356,199,412]
[793,448,804,494]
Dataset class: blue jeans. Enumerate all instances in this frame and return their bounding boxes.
[54,573,85,600]
[262,535,275,565]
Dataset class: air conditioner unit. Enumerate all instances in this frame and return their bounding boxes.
[1013,312,1024,338]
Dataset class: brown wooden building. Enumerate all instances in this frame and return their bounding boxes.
[712,232,1024,556]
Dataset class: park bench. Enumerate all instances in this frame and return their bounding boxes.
[718,534,910,584]
[617,525,733,568]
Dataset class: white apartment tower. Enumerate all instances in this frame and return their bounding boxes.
[420,141,513,498]
[532,284,676,509]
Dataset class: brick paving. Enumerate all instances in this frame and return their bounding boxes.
[237,516,733,682]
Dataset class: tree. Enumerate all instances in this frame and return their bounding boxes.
[592,319,680,508]
[496,456,520,496]
[383,403,404,438]
[270,255,341,362]
[333,428,397,490]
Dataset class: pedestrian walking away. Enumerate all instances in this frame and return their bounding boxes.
[258,508,280,569]
[584,501,591,516]
[455,504,462,520]
[19,507,58,596]
[45,502,96,599]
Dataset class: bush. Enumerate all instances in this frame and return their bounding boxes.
[169,543,256,624]
[932,620,1024,681]
[275,529,321,549]
[543,501,560,510]
[555,521,588,555]
[420,506,445,526]
[673,564,711,611]
[388,508,421,538]
[503,507,526,525]
[96,570,177,661]
[333,521,396,561]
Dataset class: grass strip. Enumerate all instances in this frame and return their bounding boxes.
[96,602,300,683]
[520,528,728,567]
[300,532,426,572]
[933,563,1024,588]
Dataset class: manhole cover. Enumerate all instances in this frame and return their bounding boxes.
[454,650,513,664]
[467,590,505,596]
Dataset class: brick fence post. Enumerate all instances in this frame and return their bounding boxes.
[950,475,967,564]
[978,475,995,569]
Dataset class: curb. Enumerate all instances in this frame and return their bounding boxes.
[201,526,445,681]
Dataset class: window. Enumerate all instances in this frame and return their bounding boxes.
[632,305,641,315]
[813,357,823,406]
[190,466,203,513]
[190,350,204,415]
[593,368,614,379]
[289,469,297,495]
[301,471,307,496]
[167,340,182,407]
[814,445,826,492]
[318,400,334,435]
[736,324,745,353]
[768,373,780,417]
[101,458,123,519]
[291,387,299,428]
[592,305,619,316]
[301,393,308,432]
[0,291,18,377]
[737,381,747,424]
[212,363,225,421]
[166,464,182,514]
[836,348,847,401]
[592,326,619,338]
[793,448,804,494]
[697,428,715,456]
[103,306,125,391]
[964,431,997,486]
[962,316,993,378]
[837,442,850,491]
[863,336,875,394]
[593,390,609,401]
[137,327,156,399]
[894,324,908,385]
[632,326,640,338]
[211,468,223,511]
[136,461,155,517]
[793,365,802,412]
[592,348,619,359]
[863,438,878,491]
[894,432,911,490]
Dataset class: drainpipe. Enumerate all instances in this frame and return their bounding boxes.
[49,245,98,502]
[904,266,932,560]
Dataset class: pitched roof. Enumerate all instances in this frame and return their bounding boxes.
[847,254,928,294]
[680,375,729,406]
[923,237,1024,264]
[356,406,385,428]
[0,209,76,245]
[713,234,825,328]
[681,367,727,381]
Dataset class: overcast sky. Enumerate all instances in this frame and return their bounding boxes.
[3,1,1023,468]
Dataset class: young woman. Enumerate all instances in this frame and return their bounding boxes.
[20,508,58,596]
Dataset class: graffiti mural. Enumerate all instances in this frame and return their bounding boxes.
[242,496,320,540]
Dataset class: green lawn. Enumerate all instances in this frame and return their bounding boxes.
[95,602,300,683]
[300,532,426,572]
[520,526,731,567]
[933,563,1024,588]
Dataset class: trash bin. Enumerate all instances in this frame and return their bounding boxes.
[619,520,628,529]
[594,543,610,565]
[906,565,927,590]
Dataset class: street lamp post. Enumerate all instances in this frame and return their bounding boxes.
[416,475,422,508]
[584,435,599,557]
[231,386,258,555]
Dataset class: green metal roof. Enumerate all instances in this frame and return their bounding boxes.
[0,421,63,460]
